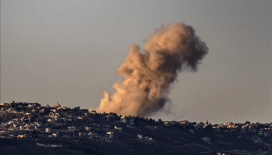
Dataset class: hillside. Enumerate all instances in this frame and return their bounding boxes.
[0,102,271,155]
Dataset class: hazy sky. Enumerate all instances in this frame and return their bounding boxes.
[1,0,271,123]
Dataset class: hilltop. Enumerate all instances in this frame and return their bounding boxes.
[0,101,271,155]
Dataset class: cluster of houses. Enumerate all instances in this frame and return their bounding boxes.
[163,120,271,144]
[0,101,144,144]
[0,101,271,146]
[163,119,271,135]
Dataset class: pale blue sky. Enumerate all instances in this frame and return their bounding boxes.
[1,0,271,123]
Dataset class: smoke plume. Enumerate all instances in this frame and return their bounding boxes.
[95,22,208,117]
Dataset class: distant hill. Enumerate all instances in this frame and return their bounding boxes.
[0,101,271,155]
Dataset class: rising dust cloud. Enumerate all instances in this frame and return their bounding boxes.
[93,22,208,117]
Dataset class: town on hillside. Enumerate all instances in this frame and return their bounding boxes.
[0,101,271,155]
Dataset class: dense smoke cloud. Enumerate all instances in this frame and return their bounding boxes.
[95,22,208,117]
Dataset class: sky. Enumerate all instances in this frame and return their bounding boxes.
[1,0,271,124]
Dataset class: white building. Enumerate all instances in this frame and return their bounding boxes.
[51,133,59,138]
[114,126,122,131]
[137,134,154,144]
[120,116,127,123]
[46,128,51,133]
[68,126,76,131]
[107,132,113,139]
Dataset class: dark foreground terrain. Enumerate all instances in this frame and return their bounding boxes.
[0,102,271,155]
